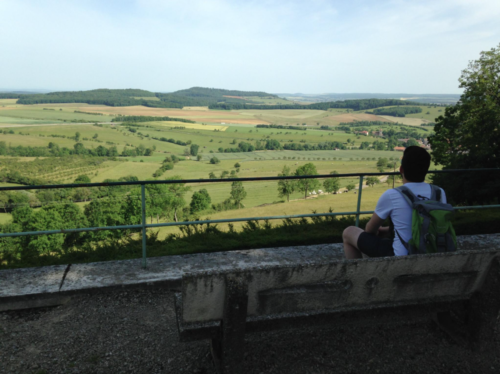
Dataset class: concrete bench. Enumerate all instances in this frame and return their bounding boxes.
[175,249,500,374]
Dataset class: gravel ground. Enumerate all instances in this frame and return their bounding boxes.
[1,289,499,374]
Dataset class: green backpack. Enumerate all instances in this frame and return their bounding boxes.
[394,185,457,255]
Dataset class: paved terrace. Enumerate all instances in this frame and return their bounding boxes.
[1,234,500,373]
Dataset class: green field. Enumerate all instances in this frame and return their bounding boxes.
[0,107,114,122]
[406,105,445,122]
[0,100,435,241]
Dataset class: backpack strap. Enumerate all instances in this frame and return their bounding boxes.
[394,186,419,255]
[394,186,418,207]
[430,184,441,202]
[394,228,410,252]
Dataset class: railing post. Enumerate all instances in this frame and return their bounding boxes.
[141,184,147,269]
[355,175,364,227]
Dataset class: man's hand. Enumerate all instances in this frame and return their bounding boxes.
[365,213,385,235]
[377,226,390,238]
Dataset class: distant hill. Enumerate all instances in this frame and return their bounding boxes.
[13,87,283,108]
[275,93,460,105]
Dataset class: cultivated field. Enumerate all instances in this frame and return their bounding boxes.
[0,99,436,237]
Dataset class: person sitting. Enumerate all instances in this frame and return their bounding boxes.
[342,146,447,259]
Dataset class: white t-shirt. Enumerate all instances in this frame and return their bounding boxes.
[374,183,447,256]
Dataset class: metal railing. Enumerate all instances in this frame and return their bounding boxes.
[1,169,499,268]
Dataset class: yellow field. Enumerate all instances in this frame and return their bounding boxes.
[182,106,209,111]
[379,116,430,126]
[153,121,228,131]
[0,99,18,105]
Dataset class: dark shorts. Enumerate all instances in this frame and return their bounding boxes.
[357,232,395,257]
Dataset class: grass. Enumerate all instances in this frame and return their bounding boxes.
[0,107,114,122]
[406,105,444,122]
[154,121,228,131]
[0,99,18,105]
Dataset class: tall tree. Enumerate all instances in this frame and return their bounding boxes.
[323,171,340,194]
[429,43,500,204]
[230,181,247,208]
[190,189,211,213]
[277,165,295,202]
[190,144,199,156]
[295,163,321,199]
[366,176,380,187]
[166,176,190,222]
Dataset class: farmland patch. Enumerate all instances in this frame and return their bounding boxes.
[328,113,392,123]
[378,116,429,126]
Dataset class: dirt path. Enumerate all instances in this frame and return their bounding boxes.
[1,290,498,374]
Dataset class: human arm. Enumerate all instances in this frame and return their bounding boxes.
[365,213,385,235]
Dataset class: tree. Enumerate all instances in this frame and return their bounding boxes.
[376,158,388,168]
[75,132,80,142]
[166,176,190,222]
[210,156,220,164]
[429,43,500,204]
[72,187,92,202]
[190,144,199,156]
[366,176,380,187]
[323,171,340,194]
[295,163,321,199]
[220,170,229,179]
[190,189,211,213]
[406,138,419,147]
[277,165,295,202]
[346,184,355,192]
[208,172,217,179]
[74,175,91,184]
[197,154,202,161]
[230,181,247,208]
[146,184,172,223]
[85,198,125,240]
[234,162,241,168]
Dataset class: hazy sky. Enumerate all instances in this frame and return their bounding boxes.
[1,0,499,94]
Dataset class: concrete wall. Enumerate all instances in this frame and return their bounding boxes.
[181,249,500,323]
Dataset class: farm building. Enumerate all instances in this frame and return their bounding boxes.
[394,146,406,152]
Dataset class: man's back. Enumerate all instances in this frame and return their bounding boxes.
[375,182,447,256]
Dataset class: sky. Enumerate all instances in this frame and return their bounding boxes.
[1,0,499,94]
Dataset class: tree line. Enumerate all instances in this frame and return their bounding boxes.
[0,141,154,159]
[209,99,422,111]
[371,107,423,117]
[113,116,195,123]
[256,124,307,130]
[12,87,281,109]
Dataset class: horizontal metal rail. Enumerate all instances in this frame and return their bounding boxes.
[1,168,499,268]
[0,168,499,192]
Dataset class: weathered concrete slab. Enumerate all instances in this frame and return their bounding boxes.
[180,249,500,323]
[0,264,69,311]
[0,264,68,298]
[60,243,345,293]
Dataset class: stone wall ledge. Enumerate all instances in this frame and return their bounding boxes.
[1,234,499,311]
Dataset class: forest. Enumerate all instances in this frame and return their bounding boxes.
[12,87,282,108]
[209,98,422,111]
[372,107,423,117]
